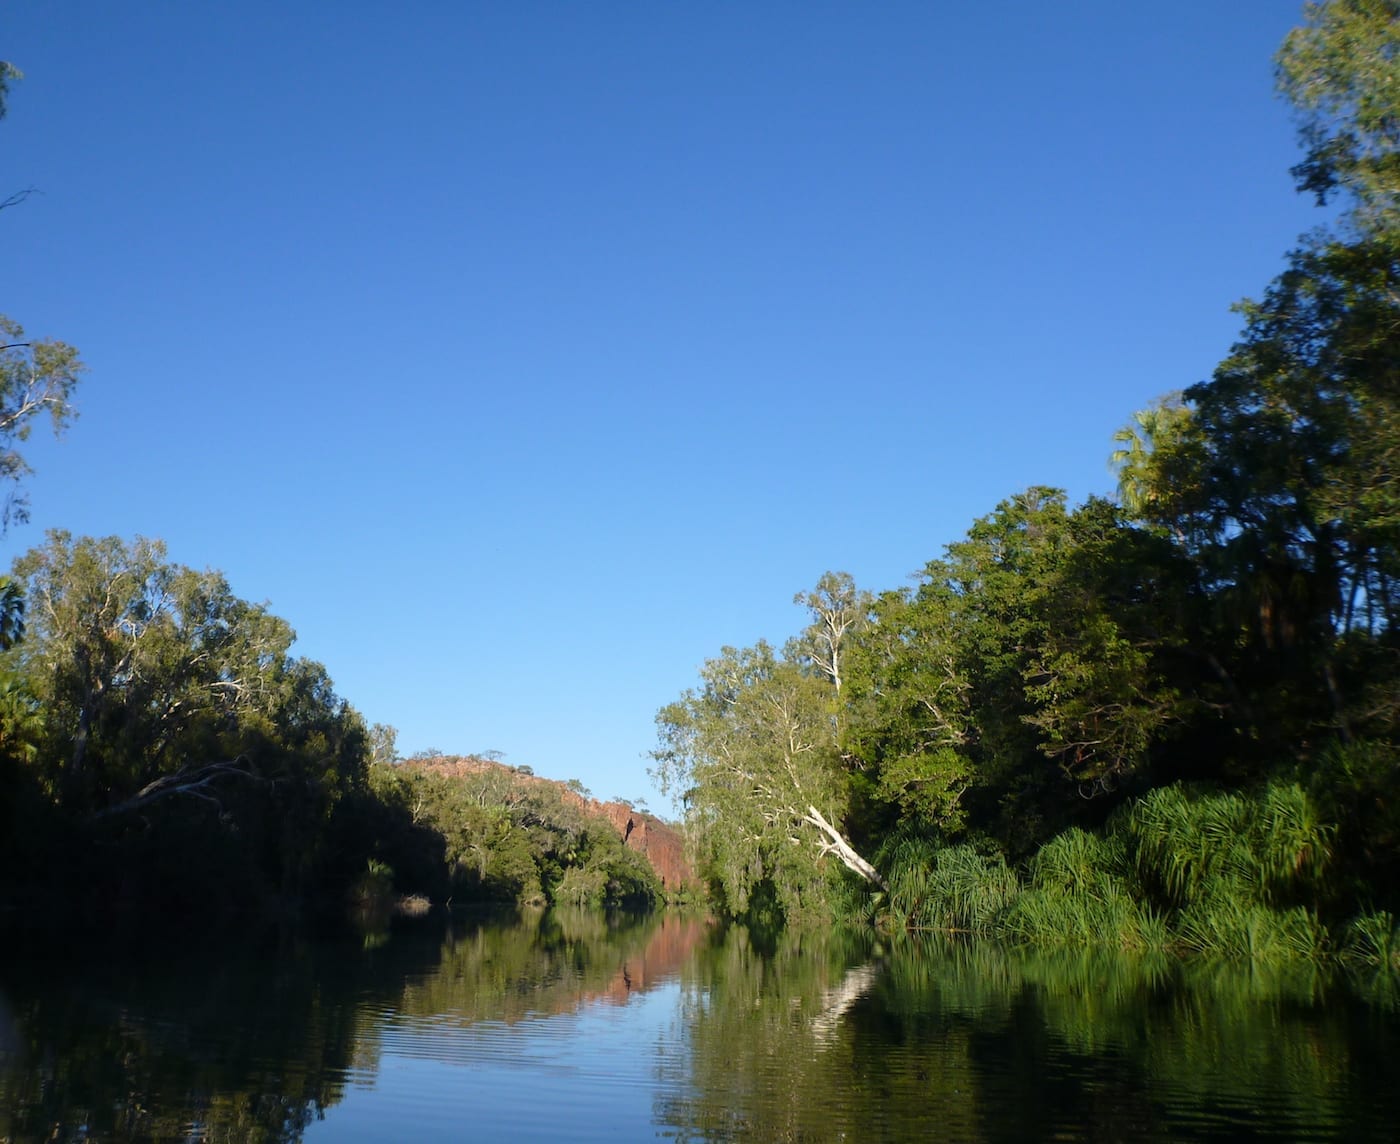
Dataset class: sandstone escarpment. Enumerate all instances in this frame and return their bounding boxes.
[402,755,696,892]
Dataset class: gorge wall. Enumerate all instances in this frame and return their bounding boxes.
[403,755,697,893]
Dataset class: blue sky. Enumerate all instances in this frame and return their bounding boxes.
[6,2,1320,805]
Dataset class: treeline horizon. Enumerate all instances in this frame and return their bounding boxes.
[0,531,670,930]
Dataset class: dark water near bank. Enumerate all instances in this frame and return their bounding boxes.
[1,910,1398,1142]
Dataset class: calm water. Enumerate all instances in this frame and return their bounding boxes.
[1,909,1398,1142]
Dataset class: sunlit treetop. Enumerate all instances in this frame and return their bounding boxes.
[1278,0,1400,235]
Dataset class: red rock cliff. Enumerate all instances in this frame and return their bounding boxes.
[403,755,696,891]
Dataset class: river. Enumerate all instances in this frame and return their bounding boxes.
[1,909,1397,1141]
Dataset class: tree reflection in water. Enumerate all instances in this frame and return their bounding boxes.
[0,909,698,1142]
[3,917,1399,1142]
[661,929,1400,1143]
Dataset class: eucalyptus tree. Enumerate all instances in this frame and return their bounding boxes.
[14,533,281,800]
[0,319,84,532]
[0,531,379,918]
[790,571,872,694]
[368,722,399,767]
[0,62,85,526]
[0,325,85,690]
[7,531,368,829]
[0,65,87,670]
[652,640,882,923]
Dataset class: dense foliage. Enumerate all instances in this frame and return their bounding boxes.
[0,530,660,925]
[654,1,1400,961]
[0,530,376,925]
[360,759,661,910]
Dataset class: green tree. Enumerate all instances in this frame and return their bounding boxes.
[842,582,975,835]
[0,69,83,516]
[926,488,1079,847]
[10,532,300,803]
[1020,497,1194,794]
[5,529,370,907]
[1149,238,1400,751]
[4,531,375,918]
[846,490,1196,852]
[368,722,399,766]
[389,763,659,907]
[1100,1,1400,761]
[0,317,85,531]
[1278,0,1400,233]
[790,571,872,694]
[652,641,882,923]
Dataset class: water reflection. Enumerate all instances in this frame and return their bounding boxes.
[0,932,365,1141]
[1,915,1398,1141]
[0,910,700,1142]
[665,931,1400,1142]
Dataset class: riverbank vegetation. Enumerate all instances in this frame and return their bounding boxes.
[0,55,665,925]
[356,758,662,910]
[651,1,1400,964]
[0,532,664,929]
[0,534,664,927]
[5,3,1400,958]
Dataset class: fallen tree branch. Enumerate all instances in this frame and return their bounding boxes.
[90,756,264,822]
[802,805,888,891]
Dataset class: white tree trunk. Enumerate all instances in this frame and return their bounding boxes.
[803,805,887,891]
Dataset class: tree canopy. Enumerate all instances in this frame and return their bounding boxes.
[654,1,1400,935]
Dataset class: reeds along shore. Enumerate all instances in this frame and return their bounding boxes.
[870,777,1400,969]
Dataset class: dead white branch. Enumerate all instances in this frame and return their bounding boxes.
[802,804,887,890]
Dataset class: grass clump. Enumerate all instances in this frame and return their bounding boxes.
[876,833,1019,934]
[1003,828,1168,952]
[1122,781,1334,961]
[1127,781,1333,911]
[1176,899,1329,961]
[1343,910,1400,971]
[874,781,1348,963]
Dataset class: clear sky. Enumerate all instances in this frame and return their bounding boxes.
[6,2,1322,806]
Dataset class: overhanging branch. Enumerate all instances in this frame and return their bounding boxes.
[90,756,264,822]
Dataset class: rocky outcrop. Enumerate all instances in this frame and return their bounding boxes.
[592,800,694,893]
[402,755,696,892]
